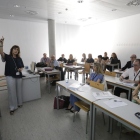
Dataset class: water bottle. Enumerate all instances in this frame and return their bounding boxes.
[65,78,68,83]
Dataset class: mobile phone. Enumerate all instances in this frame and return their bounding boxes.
[135,112,140,119]
[0,38,4,47]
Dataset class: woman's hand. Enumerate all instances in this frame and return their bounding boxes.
[18,68,23,72]
[0,36,4,44]
[119,76,124,81]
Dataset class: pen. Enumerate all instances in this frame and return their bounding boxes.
[114,100,122,102]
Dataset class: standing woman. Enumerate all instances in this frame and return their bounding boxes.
[0,36,24,115]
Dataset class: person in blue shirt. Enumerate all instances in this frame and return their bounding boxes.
[66,63,104,113]
[0,36,24,115]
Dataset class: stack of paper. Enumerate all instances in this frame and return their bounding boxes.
[67,84,81,90]
[93,91,114,100]
[104,99,127,108]
[116,82,134,87]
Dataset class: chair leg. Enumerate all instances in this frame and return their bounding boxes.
[86,111,89,134]
[73,105,76,122]
[0,109,1,117]
[102,112,105,125]
[119,123,122,139]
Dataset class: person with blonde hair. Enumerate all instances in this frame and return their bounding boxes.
[67,54,75,64]
[66,63,104,112]
[86,63,104,84]
[64,54,75,78]
[102,52,109,61]
[81,53,87,62]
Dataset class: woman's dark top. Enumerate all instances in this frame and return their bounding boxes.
[102,57,109,61]
[57,57,67,63]
[110,57,118,64]
[2,53,24,78]
[81,58,86,62]
[67,59,75,64]
[86,58,94,63]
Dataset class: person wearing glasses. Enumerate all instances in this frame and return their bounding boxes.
[119,54,137,71]
[114,59,140,98]
[0,36,24,115]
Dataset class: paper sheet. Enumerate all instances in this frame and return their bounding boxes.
[93,91,114,99]
[116,81,134,87]
[67,84,81,90]
[104,99,127,108]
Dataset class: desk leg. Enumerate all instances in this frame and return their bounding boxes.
[92,105,96,140]
[48,74,50,94]
[60,72,61,81]
[110,117,113,134]
[112,66,114,71]
[107,116,110,132]
[83,69,85,83]
[68,71,69,79]
[75,70,76,80]
[118,64,119,69]
[128,89,132,101]
[56,85,59,109]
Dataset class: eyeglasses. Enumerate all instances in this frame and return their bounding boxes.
[130,57,135,58]
[133,64,139,67]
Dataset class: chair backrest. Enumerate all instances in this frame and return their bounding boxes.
[59,63,63,68]
[90,81,104,91]
[73,62,77,65]
[105,71,116,77]
[117,60,121,68]
[84,63,90,72]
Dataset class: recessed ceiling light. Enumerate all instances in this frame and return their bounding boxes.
[127,0,140,6]
[10,15,14,17]
[25,10,38,15]
[65,8,68,11]
[77,0,83,3]
[14,5,20,8]
[58,12,62,14]
[112,9,117,11]
[88,17,92,19]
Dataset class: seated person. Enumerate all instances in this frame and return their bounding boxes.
[114,59,140,98]
[66,63,104,113]
[81,53,87,62]
[117,82,140,135]
[40,53,50,66]
[120,54,137,71]
[57,54,67,63]
[67,54,75,64]
[106,53,118,71]
[102,52,109,61]
[86,53,94,63]
[49,55,60,68]
[96,55,105,71]
[86,53,94,78]
[47,55,60,85]
[64,54,75,77]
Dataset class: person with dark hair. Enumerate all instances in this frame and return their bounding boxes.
[120,54,137,71]
[114,59,140,98]
[102,52,109,61]
[0,36,24,115]
[97,55,105,71]
[107,52,118,71]
[57,54,67,63]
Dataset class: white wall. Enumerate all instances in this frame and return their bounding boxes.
[0,19,48,75]
[56,23,84,61]
[83,13,140,67]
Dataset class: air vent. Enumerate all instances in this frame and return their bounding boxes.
[25,10,38,15]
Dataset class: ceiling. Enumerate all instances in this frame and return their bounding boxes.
[0,0,140,26]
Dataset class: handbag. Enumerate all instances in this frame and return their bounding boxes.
[54,96,65,109]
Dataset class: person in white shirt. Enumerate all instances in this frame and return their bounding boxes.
[114,59,140,98]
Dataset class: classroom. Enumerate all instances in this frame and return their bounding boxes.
[0,0,140,140]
